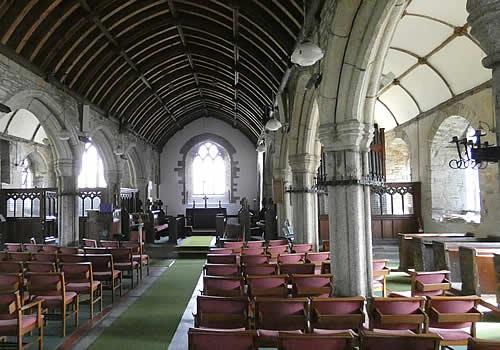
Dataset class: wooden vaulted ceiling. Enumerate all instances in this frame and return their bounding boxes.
[0,0,304,147]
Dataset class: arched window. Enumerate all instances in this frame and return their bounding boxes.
[431,116,480,223]
[78,143,107,188]
[186,141,230,204]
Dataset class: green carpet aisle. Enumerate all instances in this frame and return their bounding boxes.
[87,259,205,350]
[180,236,215,247]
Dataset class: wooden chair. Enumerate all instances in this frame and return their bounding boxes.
[206,254,238,265]
[291,274,333,298]
[426,295,482,348]
[278,253,305,264]
[83,247,108,255]
[4,243,22,252]
[254,297,308,347]
[100,240,119,248]
[268,239,289,247]
[360,330,440,350]
[188,328,258,350]
[208,248,233,255]
[59,254,86,263]
[291,244,312,254]
[194,295,249,329]
[203,264,240,277]
[121,241,150,277]
[32,253,58,264]
[468,338,500,350]
[0,273,24,294]
[41,245,59,253]
[23,244,43,253]
[310,296,365,332]
[26,272,79,337]
[82,238,97,248]
[243,264,278,277]
[85,254,122,303]
[372,259,390,297]
[25,261,57,273]
[278,332,355,350]
[203,276,244,297]
[247,275,289,298]
[109,248,140,288]
[0,291,43,350]
[368,297,427,334]
[241,247,266,256]
[240,254,269,266]
[410,270,451,297]
[61,262,103,319]
[305,252,331,265]
[8,252,32,262]
[267,245,289,261]
[279,263,316,276]
[223,241,245,252]
[246,240,265,248]
[58,247,80,255]
[0,261,24,274]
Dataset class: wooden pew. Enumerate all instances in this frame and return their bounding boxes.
[459,246,500,299]
[398,233,472,270]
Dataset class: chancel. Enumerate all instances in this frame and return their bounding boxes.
[0,0,500,349]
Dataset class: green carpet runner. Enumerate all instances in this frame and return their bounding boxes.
[88,259,205,350]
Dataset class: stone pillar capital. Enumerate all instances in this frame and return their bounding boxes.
[467,0,500,68]
[319,121,373,152]
[288,153,320,174]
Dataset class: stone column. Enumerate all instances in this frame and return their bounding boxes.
[320,121,374,297]
[273,168,293,230]
[288,154,319,248]
[55,159,79,246]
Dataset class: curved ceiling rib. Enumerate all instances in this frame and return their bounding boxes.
[375,0,491,130]
[0,0,304,147]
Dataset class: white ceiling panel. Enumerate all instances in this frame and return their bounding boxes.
[383,48,418,77]
[391,16,452,57]
[374,100,397,130]
[379,86,420,125]
[429,36,490,94]
[401,65,452,112]
[406,0,468,27]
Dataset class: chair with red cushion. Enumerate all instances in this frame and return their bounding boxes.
[372,259,390,297]
[23,244,43,253]
[100,240,119,248]
[278,253,305,265]
[194,295,249,329]
[0,274,24,294]
[247,275,289,298]
[410,270,451,297]
[240,254,269,266]
[267,245,289,261]
[209,248,234,255]
[203,276,244,297]
[268,239,289,247]
[468,338,500,350]
[59,254,86,263]
[83,247,108,255]
[279,263,316,276]
[223,241,245,253]
[360,330,440,350]
[243,264,278,277]
[82,238,97,248]
[291,244,312,254]
[32,252,58,264]
[0,291,43,350]
[109,248,140,288]
[278,332,355,350]
[188,328,258,350]
[310,297,365,333]
[61,262,102,319]
[26,272,79,337]
[41,245,59,253]
[204,264,240,277]
[25,261,57,273]
[58,247,80,255]
[4,243,22,252]
[246,240,265,248]
[85,254,122,303]
[207,254,238,265]
[368,297,427,334]
[0,262,24,274]
[305,252,330,265]
[426,295,482,348]
[255,297,308,347]
[242,247,266,256]
[121,241,150,278]
[8,252,32,263]
[291,274,333,298]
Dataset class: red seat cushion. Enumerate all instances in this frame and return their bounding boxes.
[0,316,38,335]
[428,327,470,341]
[115,261,139,270]
[93,270,121,280]
[66,281,100,293]
[34,292,77,307]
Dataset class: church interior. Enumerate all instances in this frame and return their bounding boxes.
[1,0,500,349]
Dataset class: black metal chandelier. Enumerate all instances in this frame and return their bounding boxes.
[449,129,500,169]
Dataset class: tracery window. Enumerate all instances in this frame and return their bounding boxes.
[78,143,107,188]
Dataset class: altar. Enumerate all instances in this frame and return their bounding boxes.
[185,207,226,231]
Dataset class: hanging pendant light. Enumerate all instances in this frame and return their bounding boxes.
[291,40,324,67]
[265,107,282,131]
